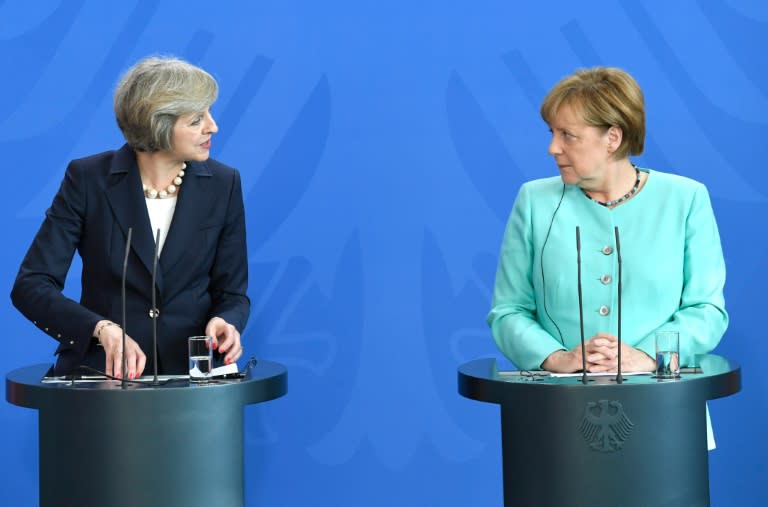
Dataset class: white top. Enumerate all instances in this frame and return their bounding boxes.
[145,196,177,255]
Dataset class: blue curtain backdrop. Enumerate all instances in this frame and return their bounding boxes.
[1,1,765,505]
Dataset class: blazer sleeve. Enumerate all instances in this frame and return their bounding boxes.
[633,184,728,365]
[487,183,568,370]
[207,169,250,331]
[10,161,104,357]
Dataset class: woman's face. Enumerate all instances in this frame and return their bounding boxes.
[547,103,614,188]
[171,109,218,162]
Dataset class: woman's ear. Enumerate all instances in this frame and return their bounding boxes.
[606,126,623,154]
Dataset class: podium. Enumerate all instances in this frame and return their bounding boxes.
[458,355,740,507]
[6,360,287,507]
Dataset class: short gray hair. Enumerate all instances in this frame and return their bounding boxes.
[114,56,218,152]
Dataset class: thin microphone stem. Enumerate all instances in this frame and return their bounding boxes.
[152,229,160,385]
[121,227,132,389]
[576,227,587,385]
[614,226,623,384]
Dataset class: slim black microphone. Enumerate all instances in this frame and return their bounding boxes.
[151,229,160,385]
[614,226,624,384]
[121,227,132,389]
[576,226,588,385]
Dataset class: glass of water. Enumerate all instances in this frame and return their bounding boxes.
[188,336,214,383]
[655,331,680,379]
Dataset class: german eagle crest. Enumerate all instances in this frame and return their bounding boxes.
[579,400,634,452]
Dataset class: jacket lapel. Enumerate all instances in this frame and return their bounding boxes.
[104,145,162,286]
[159,160,213,274]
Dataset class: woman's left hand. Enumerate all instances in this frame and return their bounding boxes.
[584,333,655,373]
[205,316,243,366]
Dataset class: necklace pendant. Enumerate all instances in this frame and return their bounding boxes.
[143,162,186,199]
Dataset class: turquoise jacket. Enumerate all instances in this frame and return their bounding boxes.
[487,169,728,371]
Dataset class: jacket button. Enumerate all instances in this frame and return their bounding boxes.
[598,305,610,316]
[69,340,75,345]
[600,274,612,285]
[149,308,160,318]
[602,245,614,255]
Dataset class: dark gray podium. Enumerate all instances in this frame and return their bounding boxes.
[458,355,740,507]
[6,360,287,507]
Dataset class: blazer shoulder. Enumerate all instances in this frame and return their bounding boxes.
[515,176,567,209]
[72,149,119,165]
[646,169,708,193]
[200,157,239,178]
[187,158,242,190]
[66,147,130,182]
[520,176,565,195]
[643,169,712,210]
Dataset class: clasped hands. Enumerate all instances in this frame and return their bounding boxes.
[94,316,244,379]
[541,332,655,374]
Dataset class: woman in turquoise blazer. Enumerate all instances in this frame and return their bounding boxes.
[487,67,727,373]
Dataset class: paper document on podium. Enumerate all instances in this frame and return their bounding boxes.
[210,362,239,377]
[549,371,653,377]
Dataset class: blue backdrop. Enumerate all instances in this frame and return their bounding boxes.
[1,1,765,505]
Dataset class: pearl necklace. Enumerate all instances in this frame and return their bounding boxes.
[583,166,641,208]
[143,163,186,199]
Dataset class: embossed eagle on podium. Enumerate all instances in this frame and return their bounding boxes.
[579,400,634,453]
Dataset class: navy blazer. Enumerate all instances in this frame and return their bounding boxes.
[11,144,250,375]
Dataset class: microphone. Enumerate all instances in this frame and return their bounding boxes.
[121,227,133,389]
[576,227,588,385]
[614,226,624,384]
[151,229,160,385]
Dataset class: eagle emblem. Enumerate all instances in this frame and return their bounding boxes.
[579,400,634,453]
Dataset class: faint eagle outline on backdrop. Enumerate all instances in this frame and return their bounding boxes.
[4,0,164,217]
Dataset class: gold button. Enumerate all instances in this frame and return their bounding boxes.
[598,305,610,316]
[602,245,614,255]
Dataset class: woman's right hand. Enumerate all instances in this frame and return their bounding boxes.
[94,320,147,379]
[541,338,604,373]
[541,348,583,373]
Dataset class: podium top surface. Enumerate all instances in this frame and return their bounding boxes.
[6,360,287,410]
[458,355,740,404]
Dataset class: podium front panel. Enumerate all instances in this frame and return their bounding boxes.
[458,356,741,507]
[6,362,287,507]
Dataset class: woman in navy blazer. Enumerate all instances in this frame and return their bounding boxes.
[11,56,249,378]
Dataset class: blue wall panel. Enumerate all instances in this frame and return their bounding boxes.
[1,1,764,505]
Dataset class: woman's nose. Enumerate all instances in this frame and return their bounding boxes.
[205,112,218,134]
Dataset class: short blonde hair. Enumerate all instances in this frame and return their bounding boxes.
[114,56,218,152]
[540,67,645,159]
